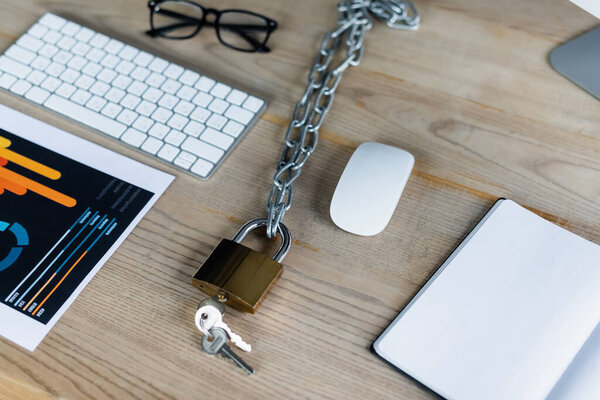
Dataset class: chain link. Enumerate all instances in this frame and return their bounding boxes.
[264,0,419,238]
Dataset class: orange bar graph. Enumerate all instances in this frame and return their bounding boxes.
[0,136,10,148]
[0,166,76,207]
[0,177,26,195]
[0,147,61,180]
[32,252,87,315]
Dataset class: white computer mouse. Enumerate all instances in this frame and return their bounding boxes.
[330,142,414,236]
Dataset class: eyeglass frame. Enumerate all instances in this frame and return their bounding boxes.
[146,0,278,53]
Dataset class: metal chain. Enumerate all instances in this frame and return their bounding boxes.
[264,0,420,238]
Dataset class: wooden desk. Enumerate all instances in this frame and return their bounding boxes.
[1,0,599,398]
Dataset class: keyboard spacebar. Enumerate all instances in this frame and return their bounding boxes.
[44,95,127,138]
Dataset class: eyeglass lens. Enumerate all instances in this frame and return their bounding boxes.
[217,11,270,52]
[151,1,204,39]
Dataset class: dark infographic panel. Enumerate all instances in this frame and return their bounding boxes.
[0,129,153,324]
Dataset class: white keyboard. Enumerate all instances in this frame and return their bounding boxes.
[0,13,266,179]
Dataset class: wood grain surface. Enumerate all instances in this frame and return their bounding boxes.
[1,0,599,399]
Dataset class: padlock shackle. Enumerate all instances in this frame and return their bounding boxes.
[233,218,291,263]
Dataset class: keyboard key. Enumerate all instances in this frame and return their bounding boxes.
[53,50,73,64]
[147,72,166,88]
[190,107,211,123]
[0,74,17,89]
[90,81,110,96]
[105,87,125,103]
[132,116,154,132]
[158,93,179,109]
[17,35,44,52]
[183,120,205,137]
[39,44,59,58]
[206,114,227,130]
[148,57,169,73]
[223,120,244,137]
[60,68,80,83]
[75,27,95,43]
[136,100,156,117]
[31,55,51,70]
[39,14,66,30]
[243,96,264,112]
[28,24,48,39]
[74,74,94,90]
[177,85,197,101]
[46,62,65,77]
[151,107,172,124]
[57,36,76,51]
[6,45,36,65]
[115,60,135,75]
[127,81,148,96]
[225,105,254,124]
[119,45,138,61]
[74,41,92,55]
[86,95,107,112]
[190,158,213,177]
[121,128,147,147]
[208,98,229,114]
[210,83,231,99]
[43,30,62,45]
[195,76,215,92]
[226,89,247,106]
[89,33,109,48]
[164,64,184,79]
[142,87,163,103]
[121,94,141,110]
[67,55,87,71]
[133,51,153,67]
[71,89,91,105]
[181,137,223,163]
[101,54,120,69]
[165,129,186,146]
[131,66,151,81]
[105,39,124,55]
[61,22,81,37]
[97,68,117,83]
[167,114,188,130]
[25,86,50,104]
[113,74,132,90]
[174,100,195,116]
[86,48,105,62]
[201,127,234,150]
[174,154,194,170]
[141,136,163,155]
[10,80,32,95]
[40,76,61,92]
[179,70,199,86]
[45,94,127,138]
[56,82,76,98]
[157,143,179,162]
[101,102,122,118]
[116,109,138,125]
[0,56,32,78]
[162,78,181,94]
[81,62,102,77]
[192,91,213,107]
[148,123,170,139]
[27,70,47,86]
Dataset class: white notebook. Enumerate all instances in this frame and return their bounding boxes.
[373,199,600,400]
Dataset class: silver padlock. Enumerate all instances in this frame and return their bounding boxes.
[192,218,291,313]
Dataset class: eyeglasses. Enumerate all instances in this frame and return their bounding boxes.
[146,0,278,53]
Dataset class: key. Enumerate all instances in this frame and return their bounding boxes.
[196,305,251,352]
[201,328,254,375]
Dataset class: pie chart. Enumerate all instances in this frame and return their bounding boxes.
[0,221,28,272]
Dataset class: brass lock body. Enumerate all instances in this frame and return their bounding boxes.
[192,218,291,313]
